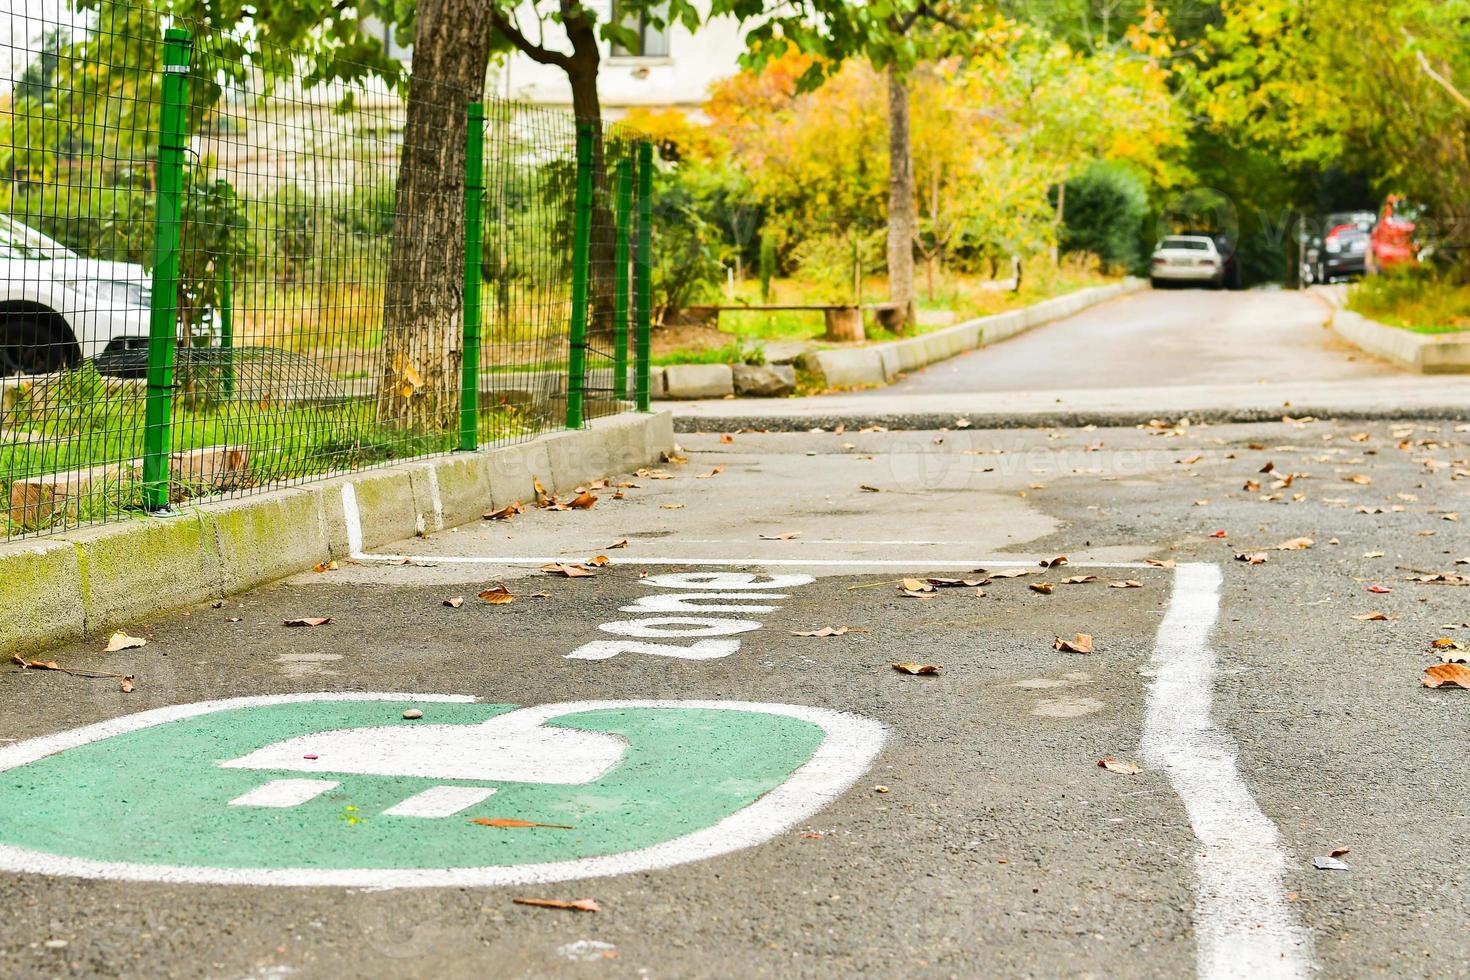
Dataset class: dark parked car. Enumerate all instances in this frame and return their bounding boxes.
[1300,210,1375,285]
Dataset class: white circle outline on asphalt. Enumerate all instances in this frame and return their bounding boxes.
[0,693,888,889]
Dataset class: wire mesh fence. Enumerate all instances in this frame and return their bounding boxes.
[0,2,652,540]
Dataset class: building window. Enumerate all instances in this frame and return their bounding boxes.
[610,1,670,58]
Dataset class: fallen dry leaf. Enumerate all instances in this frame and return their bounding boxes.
[586,555,612,567]
[1243,479,1262,492]
[1178,454,1204,465]
[927,577,988,588]
[283,618,331,628]
[760,532,801,540]
[1422,663,1470,689]
[891,662,941,675]
[443,596,465,608]
[478,584,515,604]
[119,676,134,693]
[1367,584,1393,594]
[790,626,858,637]
[1363,551,1386,559]
[569,491,598,510]
[1274,537,1314,551]
[660,503,685,510]
[512,897,601,913]
[696,466,725,479]
[858,484,882,493]
[1061,575,1098,585]
[1054,633,1094,654]
[719,433,734,444]
[12,655,60,670]
[483,502,524,521]
[1352,611,1390,621]
[989,568,1034,579]
[606,539,629,549]
[1235,552,1269,565]
[1430,637,1464,651]
[470,818,575,830]
[104,631,147,653]
[1042,555,1068,568]
[313,560,339,573]
[1344,474,1372,485]
[1098,758,1142,775]
[541,563,595,578]
[900,578,936,593]
[1259,461,1276,473]
[1029,582,1055,595]
[1145,558,1177,569]
[1109,580,1145,588]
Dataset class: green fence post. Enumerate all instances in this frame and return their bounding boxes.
[566,123,594,430]
[218,249,234,398]
[142,27,190,512]
[634,140,653,413]
[460,102,486,451]
[612,155,633,402]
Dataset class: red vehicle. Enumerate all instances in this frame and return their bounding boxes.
[1366,196,1426,274]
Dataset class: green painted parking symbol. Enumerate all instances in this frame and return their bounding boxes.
[0,694,885,888]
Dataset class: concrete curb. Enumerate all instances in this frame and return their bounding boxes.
[1331,309,1470,374]
[798,278,1147,388]
[0,412,675,656]
[673,403,1470,433]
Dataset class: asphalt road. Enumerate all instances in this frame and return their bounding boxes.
[666,287,1470,430]
[3,418,1469,979]
[872,288,1393,396]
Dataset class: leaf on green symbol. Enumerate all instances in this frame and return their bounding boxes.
[471,818,575,830]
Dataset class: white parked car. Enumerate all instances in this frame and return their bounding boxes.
[1150,235,1230,289]
[0,215,151,376]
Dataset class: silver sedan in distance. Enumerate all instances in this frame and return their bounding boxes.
[1150,235,1228,289]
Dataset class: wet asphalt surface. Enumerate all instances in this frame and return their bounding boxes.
[3,418,1469,979]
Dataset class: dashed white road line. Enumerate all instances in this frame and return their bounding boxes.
[1140,563,1312,980]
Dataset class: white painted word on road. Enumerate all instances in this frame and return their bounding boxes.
[566,572,815,661]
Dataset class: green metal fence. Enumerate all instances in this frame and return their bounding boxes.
[0,4,653,540]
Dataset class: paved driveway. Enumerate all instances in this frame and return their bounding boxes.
[875,287,1395,396]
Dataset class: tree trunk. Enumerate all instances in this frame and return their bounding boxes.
[885,65,917,334]
[376,0,492,431]
[566,51,620,355]
[1051,179,1067,267]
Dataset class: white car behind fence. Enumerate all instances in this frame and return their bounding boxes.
[0,216,151,377]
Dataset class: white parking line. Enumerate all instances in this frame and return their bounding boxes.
[350,553,1156,570]
[1140,563,1312,980]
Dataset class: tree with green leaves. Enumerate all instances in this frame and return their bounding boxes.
[1198,0,1470,278]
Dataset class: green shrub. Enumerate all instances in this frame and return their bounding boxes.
[1059,162,1148,272]
[1349,267,1470,334]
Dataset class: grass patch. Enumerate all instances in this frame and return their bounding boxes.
[1348,269,1470,334]
[708,258,1114,345]
[653,339,765,367]
[1,363,536,537]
